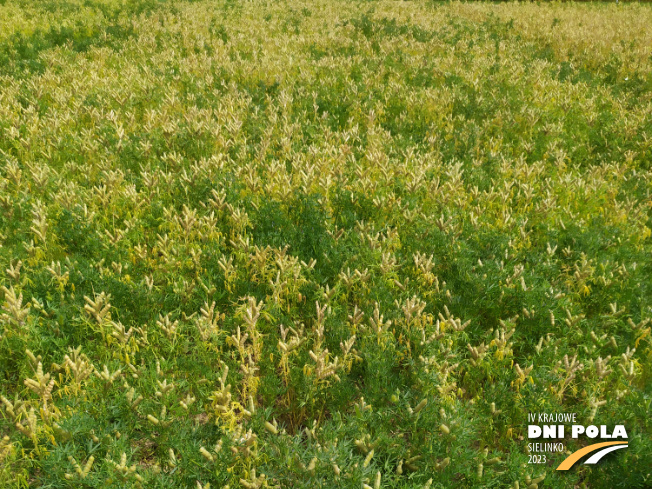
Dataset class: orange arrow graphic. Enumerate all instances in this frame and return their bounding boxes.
[557,441,628,470]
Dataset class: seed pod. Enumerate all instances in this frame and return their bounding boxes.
[333,463,340,476]
[82,456,95,477]
[199,447,214,462]
[406,455,421,464]
[147,415,159,425]
[477,463,483,478]
[169,449,177,467]
[363,450,374,468]
[413,399,427,414]
[264,421,278,435]
[307,457,317,472]
[249,396,255,414]
[440,423,450,435]
[355,439,367,452]
[436,457,450,470]
[131,395,143,409]
[531,474,546,484]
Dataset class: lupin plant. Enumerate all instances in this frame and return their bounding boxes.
[0,0,651,488]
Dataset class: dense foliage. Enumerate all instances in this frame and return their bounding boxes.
[0,1,650,488]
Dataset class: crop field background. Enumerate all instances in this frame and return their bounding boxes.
[0,0,651,488]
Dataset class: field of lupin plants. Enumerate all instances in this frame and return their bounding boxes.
[0,0,650,488]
